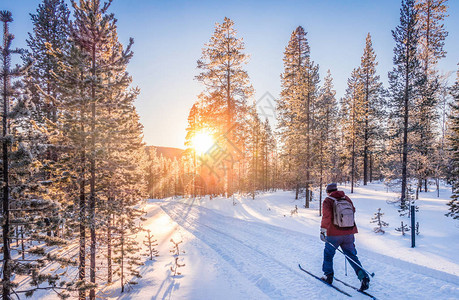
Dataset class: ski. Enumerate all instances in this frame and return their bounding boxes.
[298,264,352,297]
[334,277,377,300]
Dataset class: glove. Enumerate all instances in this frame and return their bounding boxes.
[320,228,327,242]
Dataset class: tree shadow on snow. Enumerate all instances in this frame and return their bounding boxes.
[154,277,181,300]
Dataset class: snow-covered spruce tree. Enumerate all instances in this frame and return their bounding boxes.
[70,1,114,296]
[395,221,410,235]
[143,229,158,260]
[196,17,253,197]
[70,0,146,296]
[0,10,74,299]
[26,0,70,127]
[415,0,448,74]
[48,0,147,297]
[388,0,423,207]
[25,0,72,253]
[446,66,459,219]
[341,68,364,193]
[371,208,389,234]
[314,70,338,214]
[104,107,148,290]
[112,189,145,293]
[358,33,385,185]
[50,38,95,298]
[412,0,448,193]
[277,26,319,207]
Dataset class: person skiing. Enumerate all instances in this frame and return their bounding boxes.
[320,183,370,291]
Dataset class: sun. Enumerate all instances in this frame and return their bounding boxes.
[192,130,214,155]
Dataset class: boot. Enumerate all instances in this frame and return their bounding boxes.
[321,272,333,284]
[360,277,370,291]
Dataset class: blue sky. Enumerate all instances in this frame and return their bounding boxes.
[2,0,459,148]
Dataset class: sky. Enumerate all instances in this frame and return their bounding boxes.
[2,0,459,149]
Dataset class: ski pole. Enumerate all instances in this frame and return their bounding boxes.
[344,257,348,276]
[325,240,375,277]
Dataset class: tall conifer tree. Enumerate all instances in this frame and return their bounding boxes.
[413,0,448,192]
[388,0,423,206]
[315,70,338,213]
[196,17,253,197]
[1,10,73,299]
[341,68,364,193]
[359,33,384,185]
[277,26,319,207]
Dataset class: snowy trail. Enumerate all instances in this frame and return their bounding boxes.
[161,201,333,299]
[161,200,459,300]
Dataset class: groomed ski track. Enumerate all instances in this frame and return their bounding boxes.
[159,199,458,300]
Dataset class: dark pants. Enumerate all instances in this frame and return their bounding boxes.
[322,234,366,279]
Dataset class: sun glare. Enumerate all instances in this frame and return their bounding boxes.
[192,131,214,154]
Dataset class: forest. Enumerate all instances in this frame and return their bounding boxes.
[0,0,458,299]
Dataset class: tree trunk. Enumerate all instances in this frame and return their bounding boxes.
[107,213,112,283]
[78,120,86,300]
[295,182,299,200]
[369,151,373,182]
[2,29,11,298]
[89,44,97,300]
[363,121,369,185]
[120,216,125,293]
[226,26,233,198]
[21,226,24,260]
[400,25,411,207]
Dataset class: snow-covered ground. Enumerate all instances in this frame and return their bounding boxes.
[38,182,459,299]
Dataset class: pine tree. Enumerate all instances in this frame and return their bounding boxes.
[388,0,423,207]
[50,38,97,298]
[69,1,135,297]
[196,17,253,197]
[25,0,72,265]
[46,1,147,297]
[415,0,448,74]
[359,33,384,185]
[27,0,70,126]
[371,208,389,234]
[1,10,74,299]
[413,0,449,193]
[1,11,35,299]
[446,66,459,219]
[315,70,338,214]
[277,26,319,207]
[341,68,364,193]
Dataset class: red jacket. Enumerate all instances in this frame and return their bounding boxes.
[321,190,358,236]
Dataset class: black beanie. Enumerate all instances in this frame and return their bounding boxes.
[326,183,337,193]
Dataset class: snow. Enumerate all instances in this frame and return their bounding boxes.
[37,182,459,299]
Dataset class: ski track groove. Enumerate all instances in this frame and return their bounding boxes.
[161,203,335,299]
[162,201,459,300]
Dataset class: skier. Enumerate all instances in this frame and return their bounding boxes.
[320,183,370,291]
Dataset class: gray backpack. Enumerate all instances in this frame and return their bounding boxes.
[328,196,355,229]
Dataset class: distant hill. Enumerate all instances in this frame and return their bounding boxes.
[146,146,185,159]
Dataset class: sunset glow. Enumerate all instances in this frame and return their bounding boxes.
[192,130,214,154]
